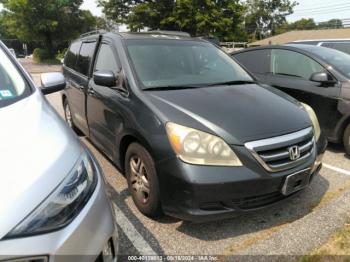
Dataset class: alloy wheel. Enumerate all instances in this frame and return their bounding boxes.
[130,155,150,204]
[64,103,73,128]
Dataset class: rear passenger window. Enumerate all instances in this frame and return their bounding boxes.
[76,42,96,76]
[64,41,81,69]
[321,42,350,56]
[94,44,120,73]
[234,50,271,74]
[270,49,324,80]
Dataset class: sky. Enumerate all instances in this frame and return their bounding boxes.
[81,0,103,17]
[287,0,350,23]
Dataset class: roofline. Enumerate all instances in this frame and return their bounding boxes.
[232,44,319,55]
[292,38,350,42]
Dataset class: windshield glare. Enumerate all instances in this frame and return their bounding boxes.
[308,47,350,78]
[126,40,253,89]
[0,47,28,108]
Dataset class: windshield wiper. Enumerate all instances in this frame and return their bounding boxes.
[143,80,256,91]
[206,80,256,87]
[274,73,302,78]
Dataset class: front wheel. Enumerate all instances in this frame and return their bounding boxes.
[63,99,81,135]
[343,124,350,156]
[125,143,162,218]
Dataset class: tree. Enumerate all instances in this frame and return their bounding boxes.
[290,18,317,30]
[0,0,97,56]
[98,0,136,24]
[162,0,245,40]
[0,12,11,39]
[99,0,246,41]
[244,0,297,40]
[318,19,343,29]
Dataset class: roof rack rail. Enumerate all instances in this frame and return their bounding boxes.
[80,29,106,38]
[147,30,191,37]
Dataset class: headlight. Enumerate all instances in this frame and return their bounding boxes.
[166,122,242,166]
[5,150,98,239]
[301,103,321,141]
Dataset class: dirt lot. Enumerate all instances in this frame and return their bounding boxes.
[22,59,350,260]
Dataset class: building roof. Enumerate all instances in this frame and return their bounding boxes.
[249,28,350,46]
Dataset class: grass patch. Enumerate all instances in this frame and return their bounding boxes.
[37,58,61,65]
[302,221,350,262]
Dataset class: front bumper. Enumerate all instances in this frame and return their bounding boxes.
[0,171,118,262]
[157,133,327,222]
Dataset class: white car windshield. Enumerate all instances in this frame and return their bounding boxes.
[0,46,29,108]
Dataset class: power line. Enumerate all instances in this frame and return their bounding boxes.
[293,0,350,9]
[293,4,350,15]
[292,7,350,17]
[293,2,350,12]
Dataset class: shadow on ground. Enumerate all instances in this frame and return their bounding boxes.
[107,171,329,244]
[327,143,349,160]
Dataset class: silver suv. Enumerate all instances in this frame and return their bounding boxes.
[0,42,118,262]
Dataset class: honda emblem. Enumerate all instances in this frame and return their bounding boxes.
[289,146,301,161]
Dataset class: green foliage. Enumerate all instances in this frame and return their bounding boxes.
[99,0,297,41]
[318,19,343,29]
[244,0,297,40]
[290,18,317,30]
[33,48,50,62]
[99,0,247,41]
[275,18,344,35]
[56,48,67,61]
[0,0,97,58]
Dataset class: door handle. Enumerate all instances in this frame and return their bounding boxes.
[72,83,84,90]
[87,88,95,95]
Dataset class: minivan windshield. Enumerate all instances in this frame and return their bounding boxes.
[0,47,30,108]
[307,46,350,78]
[126,39,253,89]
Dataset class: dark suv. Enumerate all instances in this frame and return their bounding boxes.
[290,40,350,55]
[233,45,350,155]
[62,31,326,221]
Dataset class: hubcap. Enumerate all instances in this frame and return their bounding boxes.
[130,156,150,204]
[65,103,73,128]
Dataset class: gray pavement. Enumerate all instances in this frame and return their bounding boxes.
[24,61,350,259]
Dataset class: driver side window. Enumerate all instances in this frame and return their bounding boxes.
[270,49,324,80]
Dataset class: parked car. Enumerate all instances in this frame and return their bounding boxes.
[62,31,327,222]
[0,41,118,262]
[290,39,350,55]
[232,44,350,155]
[8,48,16,58]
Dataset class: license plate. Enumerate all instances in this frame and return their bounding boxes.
[281,168,311,196]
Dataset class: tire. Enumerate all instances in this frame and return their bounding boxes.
[344,124,350,156]
[63,99,81,135]
[125,142,162,218]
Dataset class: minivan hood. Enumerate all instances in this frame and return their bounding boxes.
[147,84,311,144]
[0,90,81,239]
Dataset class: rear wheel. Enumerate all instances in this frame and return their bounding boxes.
[125,143,162,218]
[344,124,350,156]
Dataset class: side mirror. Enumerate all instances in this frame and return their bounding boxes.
[310,72,336,86]
[93,70,118,87]
[40,72,66,95]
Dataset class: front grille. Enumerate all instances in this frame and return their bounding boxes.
[245,127,315,172]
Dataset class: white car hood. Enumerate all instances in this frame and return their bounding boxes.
[0,90,81,239]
